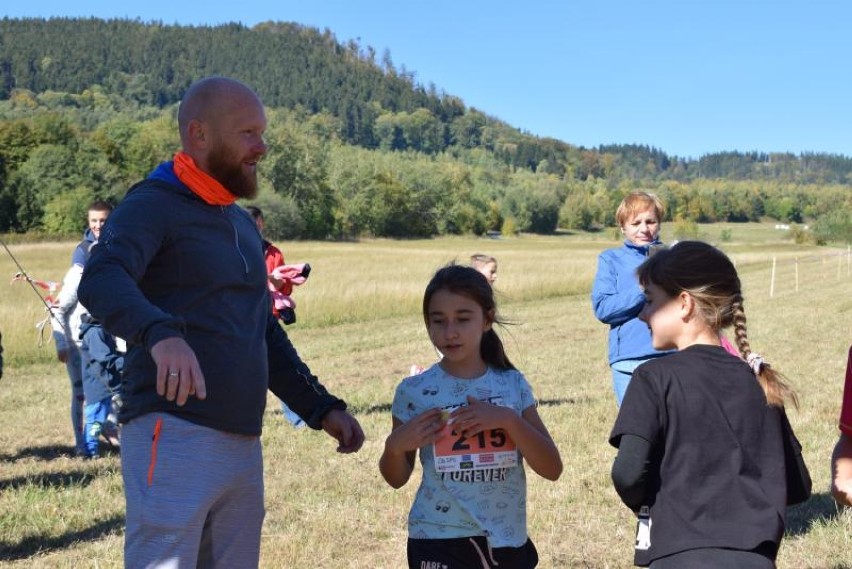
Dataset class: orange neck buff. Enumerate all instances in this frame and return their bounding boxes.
[172,151,235,206]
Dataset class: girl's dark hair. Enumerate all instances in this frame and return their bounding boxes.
[423,264,515,371]
[637,241,796,408]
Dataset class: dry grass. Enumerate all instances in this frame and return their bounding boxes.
[1,227,851,568]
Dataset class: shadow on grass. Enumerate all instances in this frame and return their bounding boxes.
[786,492,843,536]
[540,396,591,407]
[357,402,391,415]
[0,444,78,462]
[0,514,124,561]
[1,444,120,463]
[353,396,587,416]
[0,469,101,492]
[0,445,120,493]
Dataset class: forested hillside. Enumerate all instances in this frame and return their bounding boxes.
[1,17,850,242]
[0,17,559,169]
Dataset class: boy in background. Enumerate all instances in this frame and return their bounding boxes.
[79,316,123,458]
[51,199,113,456]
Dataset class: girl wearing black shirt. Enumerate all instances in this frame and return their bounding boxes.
[610,241,797,568]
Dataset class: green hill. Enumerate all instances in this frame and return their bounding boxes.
[0,18,850,240]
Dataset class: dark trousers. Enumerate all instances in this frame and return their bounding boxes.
[407,536,538,569]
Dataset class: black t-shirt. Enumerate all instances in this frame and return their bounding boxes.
[610,344,786,567]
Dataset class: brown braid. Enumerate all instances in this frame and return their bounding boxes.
[731,297,797,409]
[731,296,752,359]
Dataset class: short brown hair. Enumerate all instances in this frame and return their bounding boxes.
[88,199,113,214]
[615,192,665,227]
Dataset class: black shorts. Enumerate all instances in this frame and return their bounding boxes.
[649,545,776,569]
[407,536,538,569]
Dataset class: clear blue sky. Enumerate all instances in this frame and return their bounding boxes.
[5,0,852,158]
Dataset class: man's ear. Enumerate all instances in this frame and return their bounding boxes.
[187,120,207,148]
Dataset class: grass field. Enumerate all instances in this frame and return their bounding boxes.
[1,223,852,568]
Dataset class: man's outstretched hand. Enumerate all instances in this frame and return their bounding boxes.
[321,409,365,453]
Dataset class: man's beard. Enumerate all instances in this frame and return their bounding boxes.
[207,145,259,199]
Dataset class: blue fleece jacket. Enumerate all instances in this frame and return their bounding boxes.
[591,240,669,365]
[79,162,344,436]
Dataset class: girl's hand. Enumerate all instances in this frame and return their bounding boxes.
[384,408,447,455]
[450,395,514,438]
[450,396,563,481]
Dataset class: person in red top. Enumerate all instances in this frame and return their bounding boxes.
[246,205,305,427]
[831,346,852,506]
[245,206,291,315]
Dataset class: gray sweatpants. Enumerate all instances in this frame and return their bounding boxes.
[121,412,265,569]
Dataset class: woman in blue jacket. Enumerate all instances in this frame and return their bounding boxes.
[592,192,669,406]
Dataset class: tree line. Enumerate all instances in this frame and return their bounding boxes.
[0,17,851,242]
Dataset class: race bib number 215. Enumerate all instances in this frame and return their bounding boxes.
[433,404,518,473]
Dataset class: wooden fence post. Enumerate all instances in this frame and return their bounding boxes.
[795,257,799,293]
[770,257,776,298]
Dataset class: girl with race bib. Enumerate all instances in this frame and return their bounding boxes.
[380,264,562,569]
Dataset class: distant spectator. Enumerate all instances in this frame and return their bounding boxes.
[246,205,306,427]
[591,192,670,406]
[0,329,4,380]
[470,253,498,286]
[51,199,113,456]
[245,206,296,321]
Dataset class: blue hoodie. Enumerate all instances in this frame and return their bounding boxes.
[591,240,669,365]
[79,162,344,435]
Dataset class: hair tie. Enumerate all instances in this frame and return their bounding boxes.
[746,352,767,376]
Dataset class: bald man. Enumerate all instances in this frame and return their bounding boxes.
[79,77,364,568]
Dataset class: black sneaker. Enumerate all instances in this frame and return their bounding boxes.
[101,421,121,448]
